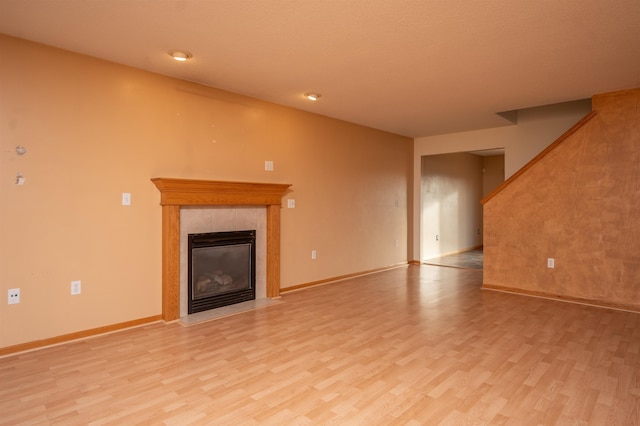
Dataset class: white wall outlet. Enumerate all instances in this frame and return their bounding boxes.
[121,192,131,206]
[71,280,82,295]
[394,239,399,247]
[8,288,20,304]
[547,258,555,268]
[264,160,274,171]
[311,250,317,260]
[287,199,295,208]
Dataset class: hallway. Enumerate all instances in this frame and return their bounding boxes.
[424,249,484,270]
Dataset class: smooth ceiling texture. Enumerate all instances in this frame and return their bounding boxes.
[1,0,638,137]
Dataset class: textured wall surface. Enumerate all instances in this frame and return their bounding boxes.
[483,89,640,310]
[412,99,592,261]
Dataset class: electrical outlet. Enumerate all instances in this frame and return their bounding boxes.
[287,199,295,208]
[264,161,274,171]
[394,239,399,247]
[311,250,317,260]
[71,280,82,295]
[435,234,439,241]
[121,192,131,206]
[8,288,20,304]
[547,258,555,268]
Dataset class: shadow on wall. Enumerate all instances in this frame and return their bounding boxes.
[421,152,504,260]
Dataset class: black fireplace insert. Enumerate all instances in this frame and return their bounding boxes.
[188,230,256,314]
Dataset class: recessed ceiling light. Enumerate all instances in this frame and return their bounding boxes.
[168,50,193,61]
[304,93,321,101]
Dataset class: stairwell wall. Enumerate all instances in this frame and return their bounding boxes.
[483,88,640,310]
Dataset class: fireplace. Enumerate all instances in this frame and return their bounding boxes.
[151,178,291,321]
[188,230,256,314]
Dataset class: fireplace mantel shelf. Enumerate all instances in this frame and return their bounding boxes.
[152,178,291,321]
[151,178,291,206]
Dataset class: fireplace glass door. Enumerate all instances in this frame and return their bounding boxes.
[188,230,256,314]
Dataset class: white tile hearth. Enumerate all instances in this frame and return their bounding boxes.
[179,298,282,326]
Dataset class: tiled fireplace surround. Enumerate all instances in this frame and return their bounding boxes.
[152,178,291,321]
[180,207,265,317]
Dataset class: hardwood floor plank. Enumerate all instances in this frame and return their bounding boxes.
[1,265,640,425]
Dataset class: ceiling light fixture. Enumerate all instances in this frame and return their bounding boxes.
[168,50,193,61]
[304,93,321,101]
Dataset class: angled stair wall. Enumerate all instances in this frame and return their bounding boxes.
[482,88,640,312]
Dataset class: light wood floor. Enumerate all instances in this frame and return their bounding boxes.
[1,265,639,425]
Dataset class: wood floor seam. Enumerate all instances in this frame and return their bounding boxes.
[1,264,638,425]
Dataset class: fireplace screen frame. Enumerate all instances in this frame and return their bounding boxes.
[187,230,256,314]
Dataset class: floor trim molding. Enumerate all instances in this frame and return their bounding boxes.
[482,284,640,314]
[0,315,162,358]
[280,263,410,294]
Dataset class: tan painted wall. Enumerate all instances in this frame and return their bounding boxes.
[483,88,640,309]
[482,155,505,198]
[420,153,483,259]
[0,36,412,348]
[412,99,592,261]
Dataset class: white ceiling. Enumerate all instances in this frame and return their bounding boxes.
[1,0,638,138]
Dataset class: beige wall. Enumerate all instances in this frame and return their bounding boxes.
[420,153,483,259]
[412,99,592,261]
[482,155,505,198]
[483,89,640,310]
[0,36,412,348]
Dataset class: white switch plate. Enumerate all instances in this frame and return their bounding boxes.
[311,250,317,260]
[71,280,82,295]
[121,192,131,206]
[265,161,274,171]
[8,288,20,304]
[287,199,295,208]
[547,258,555,268]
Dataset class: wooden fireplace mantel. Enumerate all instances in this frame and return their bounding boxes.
[151,178,291,321]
